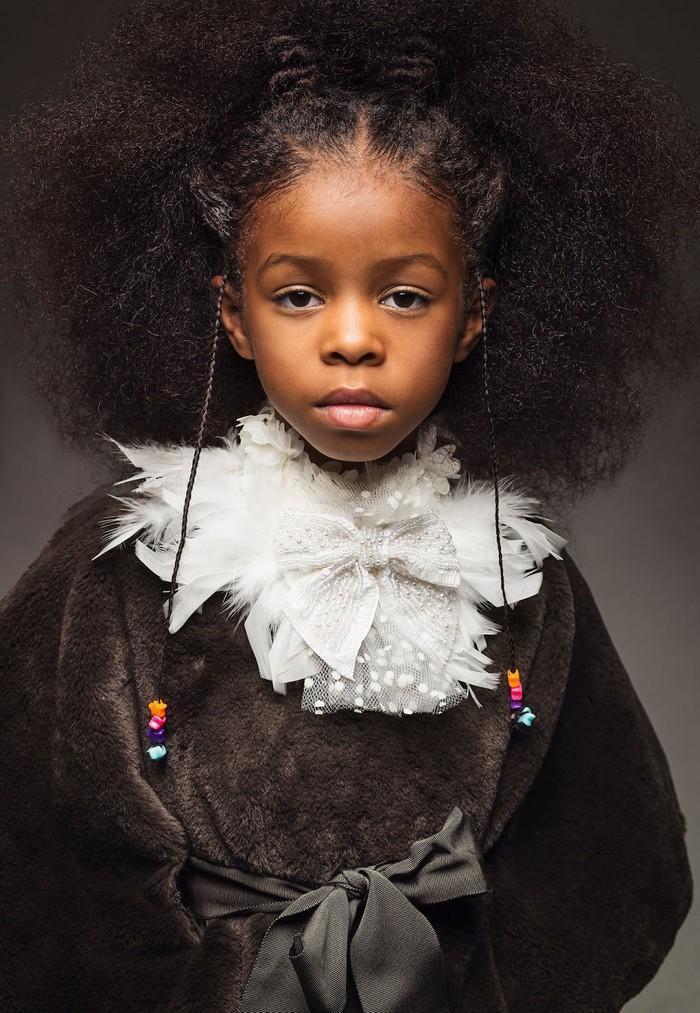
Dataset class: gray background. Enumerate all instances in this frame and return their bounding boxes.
[1,2,698,1009]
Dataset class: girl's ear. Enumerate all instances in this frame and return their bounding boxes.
[211,274,255,361]
[453,276,496,364]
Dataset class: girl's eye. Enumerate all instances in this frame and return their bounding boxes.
[275,289,322,309]
[274,287,431,311]
[381,288,431,311]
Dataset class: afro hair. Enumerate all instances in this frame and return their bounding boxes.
[1,0,698,513]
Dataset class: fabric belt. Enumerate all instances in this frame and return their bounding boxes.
[178,806,490,1013]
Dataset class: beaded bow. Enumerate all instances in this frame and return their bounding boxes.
[272,502,461,680]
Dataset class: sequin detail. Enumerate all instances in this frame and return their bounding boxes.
[273,499,461,691]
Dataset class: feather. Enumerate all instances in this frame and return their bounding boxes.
[91,405,567,713]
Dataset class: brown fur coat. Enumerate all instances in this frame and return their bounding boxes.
[0,486,692,1012]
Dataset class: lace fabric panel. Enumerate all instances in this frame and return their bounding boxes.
[299,613,470,716]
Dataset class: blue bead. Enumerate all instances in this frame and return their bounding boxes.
[147,744,167,760]
[517,707,536,727]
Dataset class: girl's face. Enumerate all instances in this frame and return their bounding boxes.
[215,160,495,466]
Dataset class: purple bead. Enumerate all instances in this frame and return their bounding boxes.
[510,698,523,711]
[147,727,167,743]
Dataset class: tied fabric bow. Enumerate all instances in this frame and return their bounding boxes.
[271,503,462,680]
[178,806,490,1013]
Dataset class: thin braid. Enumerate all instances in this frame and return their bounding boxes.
[266,35,321,98]
[153,274,227,701]
[384,34,441,98]
[476,268,516,672]
[144,272,530,758]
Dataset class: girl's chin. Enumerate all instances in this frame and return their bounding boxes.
[301,423,421,468]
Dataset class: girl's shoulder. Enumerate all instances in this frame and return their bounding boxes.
[2,481,119,612]
[1,484,134,693]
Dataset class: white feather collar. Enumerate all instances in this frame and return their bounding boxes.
[92,403,567,716]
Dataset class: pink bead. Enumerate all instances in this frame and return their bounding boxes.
[148,715,166,731]
[510,685,523,701]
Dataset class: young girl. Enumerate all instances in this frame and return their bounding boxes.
[1,0,696,1010]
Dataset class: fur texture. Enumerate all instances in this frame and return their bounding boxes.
[0,487,692,1011]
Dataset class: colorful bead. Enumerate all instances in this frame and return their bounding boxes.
[147,698,168,760]
[505,669,536,731]
[516,706,536,728]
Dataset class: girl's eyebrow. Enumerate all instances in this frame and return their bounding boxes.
[258,252,448,279]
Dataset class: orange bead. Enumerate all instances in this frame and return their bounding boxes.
[148,698,168,719]
[507,669,521,688]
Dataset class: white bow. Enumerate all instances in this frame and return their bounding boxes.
[266,503,462,681]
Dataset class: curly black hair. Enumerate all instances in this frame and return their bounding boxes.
[1,0,698,513]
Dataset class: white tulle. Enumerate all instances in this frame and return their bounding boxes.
[91,403,567,716]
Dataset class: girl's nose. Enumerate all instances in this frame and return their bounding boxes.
[319,306,385,365]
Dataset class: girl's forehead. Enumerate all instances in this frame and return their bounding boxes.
[246,162,459,269]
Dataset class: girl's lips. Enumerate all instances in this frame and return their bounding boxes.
[315,404,388,429]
